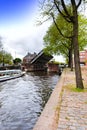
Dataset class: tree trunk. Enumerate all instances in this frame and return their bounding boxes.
[73,5,84,89]
[70,38,73,71]
[68,50,71,68]
[68,49,72,70]
[68,41,73,71]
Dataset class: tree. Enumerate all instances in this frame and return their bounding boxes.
[43,14,87,69]
[4,52,13,65]
[13,58,22,65]
[43,13,72,68]
[0,37,3,50]
[0,38,4,65]
[39,0,87,89]
[0,51,3,63]
[0,50,13,66]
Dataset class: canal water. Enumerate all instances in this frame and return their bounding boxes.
[0,72,60,130]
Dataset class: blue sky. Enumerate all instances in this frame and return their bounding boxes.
[0,0,86,62]
[0,0,48,58]
[0,0,65,62]
[0,0,37,25]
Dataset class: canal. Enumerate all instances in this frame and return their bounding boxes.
[0,72,60,130]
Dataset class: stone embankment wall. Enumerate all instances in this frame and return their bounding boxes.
[0,65,21,70]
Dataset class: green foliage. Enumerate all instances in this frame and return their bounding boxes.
[0,37,3,63]
[4,53,13,65]
[0,38,13,65]
[65,84,87,92]
[13,58,22,65]
[71,87,86,92]
[0,50,13,65]
[43,13,87,61]
[0,37,3,49]
[0,51,3,63]
[78,15,87,50]
[43,12,72,56]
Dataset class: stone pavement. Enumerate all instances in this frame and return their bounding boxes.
[57,67,87,130]
[33,67,87,130]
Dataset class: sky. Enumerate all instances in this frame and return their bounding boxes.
[0,0,48,57]
[0,0,65,62]
[0,1,87,63]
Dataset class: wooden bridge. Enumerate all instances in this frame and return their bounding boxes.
[22,50,53,71]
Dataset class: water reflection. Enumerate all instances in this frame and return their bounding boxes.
[0,71,60,130]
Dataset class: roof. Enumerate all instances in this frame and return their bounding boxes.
[31,50,53,64]
[23,52,37,62]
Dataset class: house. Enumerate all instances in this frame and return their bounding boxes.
[23,52,37,64]
[79,50,87,65]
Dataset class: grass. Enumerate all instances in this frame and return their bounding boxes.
[64,84,87,92]
[55,88,64,124]
[84,101,87,104]
[71,87,87,92]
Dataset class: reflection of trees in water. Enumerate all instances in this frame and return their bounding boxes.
[36,86,52,117]
[35,85,52,117]
[0,72,59,129]
[40,86,52,109]
[28,71,59,112]
[26,71,59,117]
[28,71,58,77]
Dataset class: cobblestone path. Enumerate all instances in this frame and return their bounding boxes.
[57,91,87,130]
[57,68,87,130]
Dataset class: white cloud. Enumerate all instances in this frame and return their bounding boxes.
[0,1,87,64]
[0,14,51,59]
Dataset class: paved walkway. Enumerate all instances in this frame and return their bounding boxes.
[33,67,87,130]
[57,67,87,130]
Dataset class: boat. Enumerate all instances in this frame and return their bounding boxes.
[0,69,25,82]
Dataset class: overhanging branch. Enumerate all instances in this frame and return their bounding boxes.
[51,13,73,39]
[76,0,82,9]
